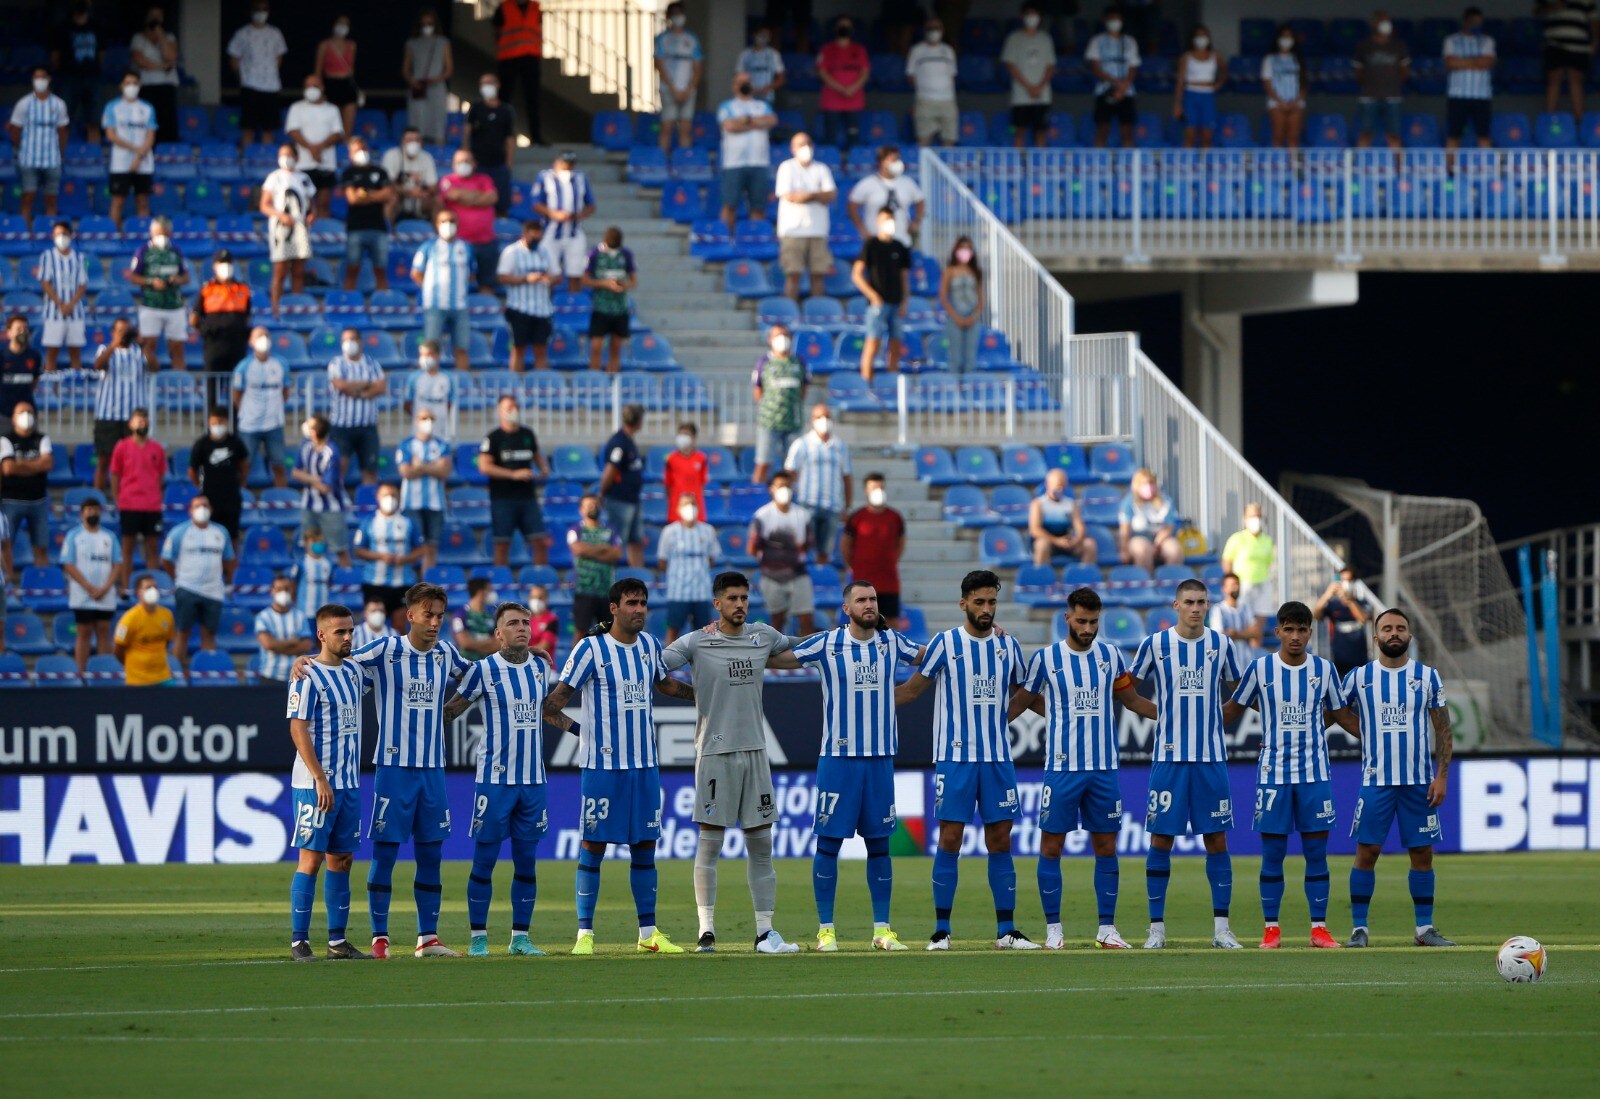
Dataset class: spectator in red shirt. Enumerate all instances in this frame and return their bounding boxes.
[438,149,500,291]
[841,471,907,628]
[108,407,167,593]
[663,420,709,516]
[525,582,560,660]
[817,17,870,150]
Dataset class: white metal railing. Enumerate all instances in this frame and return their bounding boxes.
[33,370,219,445]
[539,1,661,113]
[929,147,1600,266]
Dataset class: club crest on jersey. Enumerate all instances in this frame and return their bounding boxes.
[1097,660,1111,675]
[1411,677,1424,692]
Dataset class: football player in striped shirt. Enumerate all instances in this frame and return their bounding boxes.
[1007,588,1156,950]
[286,603,372,961]
[1222,601,1358,950]
[1128,578,1247,949]
[894,570,1036,950]
[1342,608,1456,948]
[792,580,921,952]
[542,578,697,955]
[444,602,556,957]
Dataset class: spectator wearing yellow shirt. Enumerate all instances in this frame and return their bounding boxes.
[1221,502,1275,614]
[114,573,176,686]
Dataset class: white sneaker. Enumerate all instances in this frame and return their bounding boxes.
[995,930,1041,950]
[1143,925,1167,949]
[754,929,800,954]
[1212,927,1244,950]
[414,936,462,958]
[1096,926,1132,949]
[926,930,951,951]
[1044,926,1066,950]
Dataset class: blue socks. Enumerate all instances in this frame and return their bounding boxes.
[510,837,539,933]
[575,848,602,930]
[324,869,350,942]
[1259,834,1288,923]
[1093,855,1119,925]
[1409,868,1435,929]
[864,836,893,925]
[367,841,399,938]
[414,841,443,936]
[1205,851,1232,917]
[1303,834,1330,923]
[630,842,657,930]
[1349,866,1376,928]
[468,842,498,933]
[1036,855,1063,924]
[931,848,958,933]
[813,836,842,924]
[988,852,1016,936]
[1145,846,1171,922]
[290,871,315,942]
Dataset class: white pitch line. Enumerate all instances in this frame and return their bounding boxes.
[0,1031,1593,1045]
[4,977,1594,1022]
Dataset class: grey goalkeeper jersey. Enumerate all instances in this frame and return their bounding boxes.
[661,623,793,756]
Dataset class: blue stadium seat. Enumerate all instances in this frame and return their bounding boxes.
[952,446,1009,486]
[425,565,468,599]
[551,445,600,482]
[436,523,483,567]
[942,484,999,528]
[1306,114,1350,149]
[7,613,55,655]
[80,653,123,686]
[660,181,705,223]
[1492,112,1533,149]
[1014,565,1059,607]
[0,652,31,688]
[978,525,1029,568]
[18,566,68,613]
[914,445,960,485]
[627,146,670,186]
[592,111,633,151]
[215,608,259,654]
[989,484,1032,525]
[1090,444,1137,484]
[724,258,775,298]
[1098,605,1147,650]
[240,524,292,570]
[1106,564,1162,607]
[1536,112,1578,149]
[626,332,680,371]
[757,295,800,327]
[702,445,740,484]
[189,650,241,684]
[1079,483,1124,526]
[999,445,1048,484]
[34,654,83,685]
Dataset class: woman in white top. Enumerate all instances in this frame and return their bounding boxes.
[1262,24,1306,149]
[130,6,180,143]
[401,8,454,144]
[1173,24,1227,149]
[1117,467,1183,569]
[258,144,317,318]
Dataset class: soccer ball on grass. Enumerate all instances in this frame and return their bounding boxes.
[1495,936,1547,983]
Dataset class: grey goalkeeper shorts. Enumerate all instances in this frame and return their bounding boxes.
[694,749,778,829]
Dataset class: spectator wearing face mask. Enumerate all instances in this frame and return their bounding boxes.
[353,483,423,616]
[494,0,545,144]
[598,403,647,567]
[1117,467,1182,569]
[1028,469,1096,567]
[566,493,623,639]
[0,315,43,421]
[92,319,153,495]
[195,251,253,405]
[291,531,333,619]
[1263,24,1305,149]
[52,1,105,145]
[114,573,176,686]
[717,73,776,235]
[287,76,345,218]
[256,577,312,687]
[260,143,317,317]
[61,496,121,673]
[1221,502,1276,616]
[664,421,708,517]
[1,401,55,569]
[1314,567,1372,676]
[407,339,453,423]
[1003,3,1059,148]
[1086,6,1138,149]
[228,0,288,150]
[294,414,350,568]
[1174,25,1227,149]
[161,493,236,668]
[851,208,911,381]
[818,17,870,150]
[654,3,703,156]
[439,152,500,293]
[749,471,813,635]
[464,75,515,218]
[103,74,157,228]
[231,325,288,489]
[842,472,907,627]
[125,216,190,373]
[750,323,809,484]
[314,16,360,138]
[188,407,250,547]
[403,9,453,145]
[737,26,787,105]
[341,136,393,292]
[939,236,983,375]
[583,226,636,374]
[8,68,70,224]
[784,403,852,566]
[384,127,440,222]
[413,211,477,371]
[499,218,559,372]
[453,577,501,660]
[351,597,396,650]
[907,18,960,147]
[479,395,552,569]
[774,131,836,304]
[848,145,924,245]
[531,151,595,294]
[37,220,89,373]
[130,6,180,143]
[1210,572,1262,667]
[1354,12,1409,150]
[525,584,559,659]
[658,492,722,642]
[1444,8,1496,155]
[396,411,451,571]
[326,326,386,487]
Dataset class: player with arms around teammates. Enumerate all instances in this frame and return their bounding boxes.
[1128,578,1247,949]
[286,603,373,961]
[662,571,803,955]
[790,580,921,952]
[895,570,1037,950]
[1223,600,1358,949]
[541,577,697,955]
[1007,588,1156,949]
[1343,607,1456,948]
[443,601,557,957]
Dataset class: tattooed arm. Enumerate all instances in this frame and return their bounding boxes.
[542,682,578,734]
[656,677,695,702]
[1426,707,1453,808]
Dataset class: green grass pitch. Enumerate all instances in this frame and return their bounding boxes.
[2,853,1596,1097]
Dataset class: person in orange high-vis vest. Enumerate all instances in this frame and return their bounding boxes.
[191,248,254,404]
[495,0,544,145]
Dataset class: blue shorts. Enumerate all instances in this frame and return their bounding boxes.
[1352,784,1442,849]
[239,428,286,471]
[815,755,897,840]
[424,307,472,354]
[469,781,550,845]
[1146,760,1234,836]
[330,423,381,475]
[934,760,1020,825]
[1253,780,1336,835]
[603,497,643,544]
[174,588,223,633]
[864,303,904,343]
[345,229,391,270]
[19,165,61,196]
[720,165,771,213]
[370,766,453,844]
[407,508,445,546]
[1357,98,1402,139]
[1182,90,1217,130]
[1040,769,1124,835]
[490,495,546,542]
[580,766,662,846]
[292,786,362,852]
[664,599,713,632]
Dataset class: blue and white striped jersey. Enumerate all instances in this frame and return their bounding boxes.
[410,370,453,423]
[288,658,370,789]
[326,355,383,427]
[1024,639,1129,772]
[255,606,311,682]
[9,93,68,169]
[919,627,1026,764]
[1208,601,1257,669]
[101,97,157,175]
[412,238,475,311]
[353,513,421,587]
[1443,32,1495,99]
[1344,659,1447,787]
[291,553,332,618]
[1234,653,1349,785]
[458,651,553,785]
[784,432,852,514]
[791,626,922,757]
[1261,53,1302,101]
[1130,627,1246,764]
[352,634,469,769]
[497,239,555,317]
[36,247,88,321]
[531,169,594,240]
[657,519,720,602]
[297,440,344,512]
[394,435,448,512]
[1085,33,1141,95]
[93,344,148,421]
[559,631,667,771]
[350,621,395,652]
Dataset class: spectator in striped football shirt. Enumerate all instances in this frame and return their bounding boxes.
[37,221,88,371]
[497,218,559,372]
[783,403,852,566]
[256,576,313,687]
[396,411,451,570]
[92,318,153,493]
[326,327,386,486]
[7,68,70,224]
[657,492,722,642]
[531,151,596,292]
